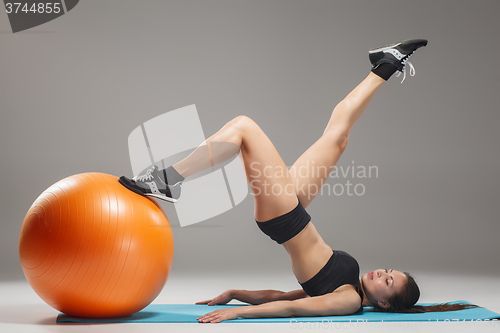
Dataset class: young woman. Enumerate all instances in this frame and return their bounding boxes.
[120,39,476,323]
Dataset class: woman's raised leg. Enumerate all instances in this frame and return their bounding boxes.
[288,72,385,208]
[288,38,428,208]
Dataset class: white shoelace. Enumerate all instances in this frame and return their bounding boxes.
[395,54,416,83]
[134,168,154,182]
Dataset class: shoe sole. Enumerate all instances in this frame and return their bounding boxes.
[144,192,178,203]
[118,178,178,203]
[369,39,428,54]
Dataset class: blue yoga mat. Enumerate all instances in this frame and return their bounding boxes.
[57,301,500,323]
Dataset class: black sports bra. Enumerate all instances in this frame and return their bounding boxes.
[299,250,364,313]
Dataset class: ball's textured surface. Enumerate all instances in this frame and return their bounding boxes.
[19,173,174,318]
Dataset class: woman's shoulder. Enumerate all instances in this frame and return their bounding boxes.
[334,284,363,305]
[323,284,363,314]
[333,284,361,297]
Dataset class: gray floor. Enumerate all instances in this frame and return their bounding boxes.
[1,271,499,333]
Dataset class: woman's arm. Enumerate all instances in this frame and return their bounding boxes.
[232,289,283,305]
[197,288,361,323]
[239,289,360,319]
[197,289,308,306]
[279,288,310,301]
[234,288,308,305]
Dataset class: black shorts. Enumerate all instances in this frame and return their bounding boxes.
[255,200,311,244]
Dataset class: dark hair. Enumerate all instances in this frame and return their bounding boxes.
[368,272,478,313]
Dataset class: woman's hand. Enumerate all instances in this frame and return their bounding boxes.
[197,307,241,323]
[195,289,235,306]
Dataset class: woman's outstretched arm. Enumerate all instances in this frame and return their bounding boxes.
[233,289,308,305]
[197,288,360,323]
[196,288,308,306]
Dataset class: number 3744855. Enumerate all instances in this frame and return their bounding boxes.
[5,2,62,14]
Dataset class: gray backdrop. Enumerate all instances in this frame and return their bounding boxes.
[1,0,499,281]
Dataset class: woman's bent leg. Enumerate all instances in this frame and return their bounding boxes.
[174,116,299,222]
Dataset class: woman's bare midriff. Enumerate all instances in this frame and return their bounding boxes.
[282,221,334,284]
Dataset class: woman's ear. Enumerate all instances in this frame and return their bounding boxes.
[378,299,390,309]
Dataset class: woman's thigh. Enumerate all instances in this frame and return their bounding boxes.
[235,116,299,222]
[288,133,347,209]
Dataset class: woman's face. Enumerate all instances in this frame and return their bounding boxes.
[361,269,407,308]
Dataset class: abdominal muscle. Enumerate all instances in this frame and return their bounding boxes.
[282,221,334,284]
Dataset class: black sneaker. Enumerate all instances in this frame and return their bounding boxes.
[119,165,181,203]
[369,39,428,83]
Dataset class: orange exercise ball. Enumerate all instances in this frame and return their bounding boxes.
[19,173,174,318]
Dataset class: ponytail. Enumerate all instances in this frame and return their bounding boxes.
[393,302,478,313]
[373,272,479,313]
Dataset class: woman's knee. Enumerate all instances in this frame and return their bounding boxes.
[230,115,259,133]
